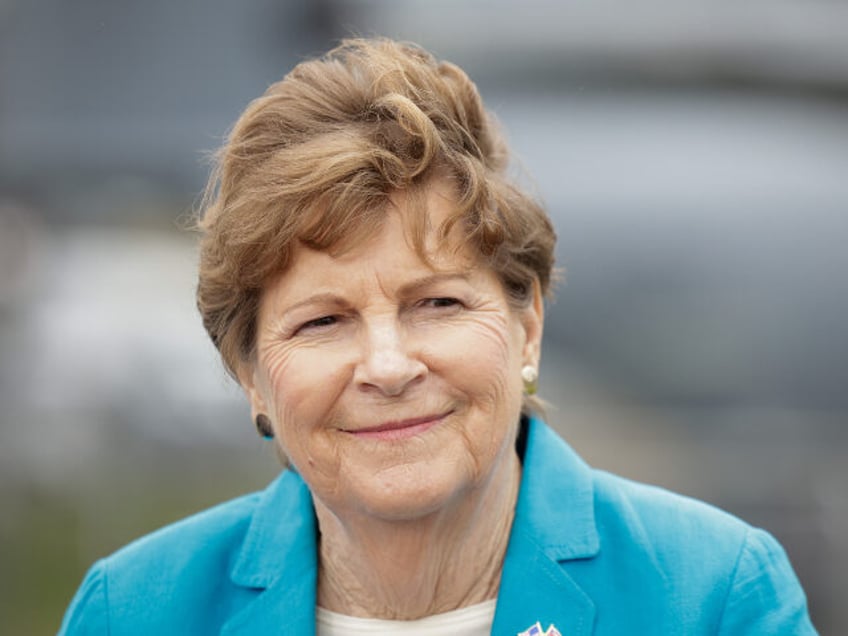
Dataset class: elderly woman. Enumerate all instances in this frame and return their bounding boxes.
[60,38,815,635]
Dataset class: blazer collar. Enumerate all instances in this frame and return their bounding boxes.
[222,470,318,635]
[493,417,600,635]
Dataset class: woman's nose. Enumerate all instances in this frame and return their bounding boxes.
[354,319,426,396]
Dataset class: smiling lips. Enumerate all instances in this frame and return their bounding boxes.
[345,411,452,441]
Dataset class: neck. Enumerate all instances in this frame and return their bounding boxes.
[315,452,521,620]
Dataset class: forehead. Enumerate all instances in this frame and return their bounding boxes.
[308,205,471,276]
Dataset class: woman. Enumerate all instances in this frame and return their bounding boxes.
[60,38,816,635]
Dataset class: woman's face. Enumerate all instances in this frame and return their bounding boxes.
[241,181,543,522]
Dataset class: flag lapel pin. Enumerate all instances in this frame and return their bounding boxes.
[518,622,562,636]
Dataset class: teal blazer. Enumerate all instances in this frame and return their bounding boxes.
[59,418,816,634]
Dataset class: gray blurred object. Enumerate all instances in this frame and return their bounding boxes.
[1,0,846,633]
[334,0,848,90]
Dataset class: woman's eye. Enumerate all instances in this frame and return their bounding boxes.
[422,297,461,309]
[297,315,337,333]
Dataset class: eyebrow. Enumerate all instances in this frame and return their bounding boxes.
[277,272,473,317]
[277,293,349,318]
[396,271,472,297]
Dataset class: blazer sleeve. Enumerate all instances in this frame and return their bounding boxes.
[717,527,818,635]
[57,560,109,636]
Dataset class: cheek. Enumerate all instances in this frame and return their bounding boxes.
[434,316,524,476]
[427,313,522,406]
[261,347,352,441]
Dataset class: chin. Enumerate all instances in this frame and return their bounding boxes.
[338,457,479,523]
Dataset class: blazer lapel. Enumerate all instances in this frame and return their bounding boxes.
[221,471,318,635]
[492,419,600,636]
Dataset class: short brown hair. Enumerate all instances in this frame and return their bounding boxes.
[196,38,556,386]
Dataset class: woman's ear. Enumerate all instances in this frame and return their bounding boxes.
[235,361,269,422]
[521,279,545,367]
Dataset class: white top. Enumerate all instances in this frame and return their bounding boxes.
[315,599,497,636]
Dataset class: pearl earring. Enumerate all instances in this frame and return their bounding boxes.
[521,365,538,395]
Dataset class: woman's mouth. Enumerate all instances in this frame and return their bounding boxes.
[345,411,452,441]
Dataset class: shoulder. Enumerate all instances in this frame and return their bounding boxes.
[520,419,816,632]
[594,471,815,631]
[591,467,750,559]
[106,488,262,575]
[525,418,784,572]
[523,418,755,561]
[58,473,304,635]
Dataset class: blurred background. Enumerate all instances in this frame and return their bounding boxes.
[1,1,846,633]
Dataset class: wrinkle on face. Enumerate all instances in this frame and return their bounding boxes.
[241,179,542,523]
